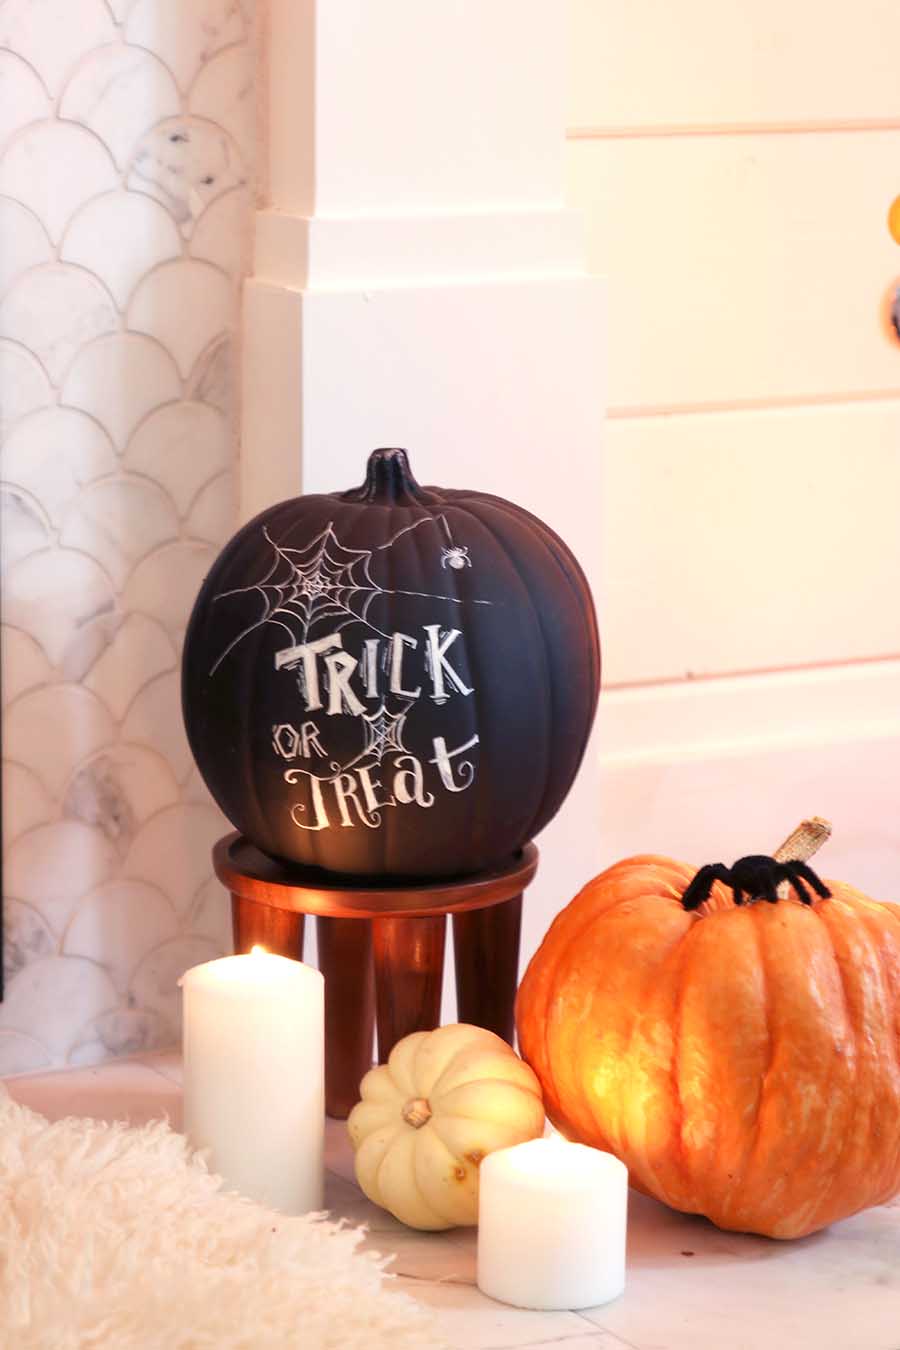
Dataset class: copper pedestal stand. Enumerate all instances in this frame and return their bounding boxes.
[213,833,538,1118]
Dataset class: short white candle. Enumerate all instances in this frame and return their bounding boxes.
[182,948,324,1214]
[477,1135,627,1310]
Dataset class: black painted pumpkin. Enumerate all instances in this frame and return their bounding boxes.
[182,449,600,879]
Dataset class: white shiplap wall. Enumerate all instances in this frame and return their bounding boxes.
[569,0,900,889]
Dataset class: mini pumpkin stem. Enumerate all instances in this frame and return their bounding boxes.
[401,1097,432,1129]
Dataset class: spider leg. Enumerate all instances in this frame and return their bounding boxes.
[682,863,731,910]
[707,862,739,905]
[792,860,832,900]
[701,862,743,905]
[788,874,815,905]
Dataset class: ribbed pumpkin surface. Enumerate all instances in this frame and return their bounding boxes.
[182,448,600,879]
[348,1023,545,1229]
[516,854,900,1238]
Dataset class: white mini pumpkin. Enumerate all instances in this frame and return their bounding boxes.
[347,1023,545,1230]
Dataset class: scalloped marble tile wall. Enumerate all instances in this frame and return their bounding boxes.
[0,0,255,1074]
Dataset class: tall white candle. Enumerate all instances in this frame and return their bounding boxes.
[182,948,324,1214]
[477,1136,627,1310]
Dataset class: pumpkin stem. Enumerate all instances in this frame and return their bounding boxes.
[681,818,833,911]
[401,1097,432,1129]
[342,448,434,506]
[772,817,832,866]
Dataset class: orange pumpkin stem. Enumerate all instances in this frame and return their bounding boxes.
[772,817,832,866]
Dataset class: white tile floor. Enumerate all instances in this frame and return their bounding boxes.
[6,1053,900,1350]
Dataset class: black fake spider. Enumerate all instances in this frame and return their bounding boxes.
[681,854,832,911]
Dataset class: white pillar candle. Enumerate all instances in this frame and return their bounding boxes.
[182,948,324,1214]
[477,1136,628,1310]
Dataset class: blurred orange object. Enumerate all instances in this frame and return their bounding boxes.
[888,194,900,244]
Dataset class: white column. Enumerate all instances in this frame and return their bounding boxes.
[243,0,606,990]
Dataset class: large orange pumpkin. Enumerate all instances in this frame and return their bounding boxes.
[516,820,900,1239]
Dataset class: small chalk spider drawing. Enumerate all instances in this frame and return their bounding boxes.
[441,545,471,570]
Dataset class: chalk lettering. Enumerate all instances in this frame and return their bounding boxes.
[430,733,479,792]
[423,626,472,704]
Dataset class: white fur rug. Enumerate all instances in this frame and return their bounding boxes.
[0,1087,443,1349]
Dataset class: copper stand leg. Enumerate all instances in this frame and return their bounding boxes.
[231,894,305,960]
[372,914,446,1063]
[452,894,523,1046]
[316,916,375,1118]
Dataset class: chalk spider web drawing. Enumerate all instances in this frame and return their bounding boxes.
[359,702,410,761]
[283,701,414,788]
[348,702,412,769]
[210,517,489,675]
